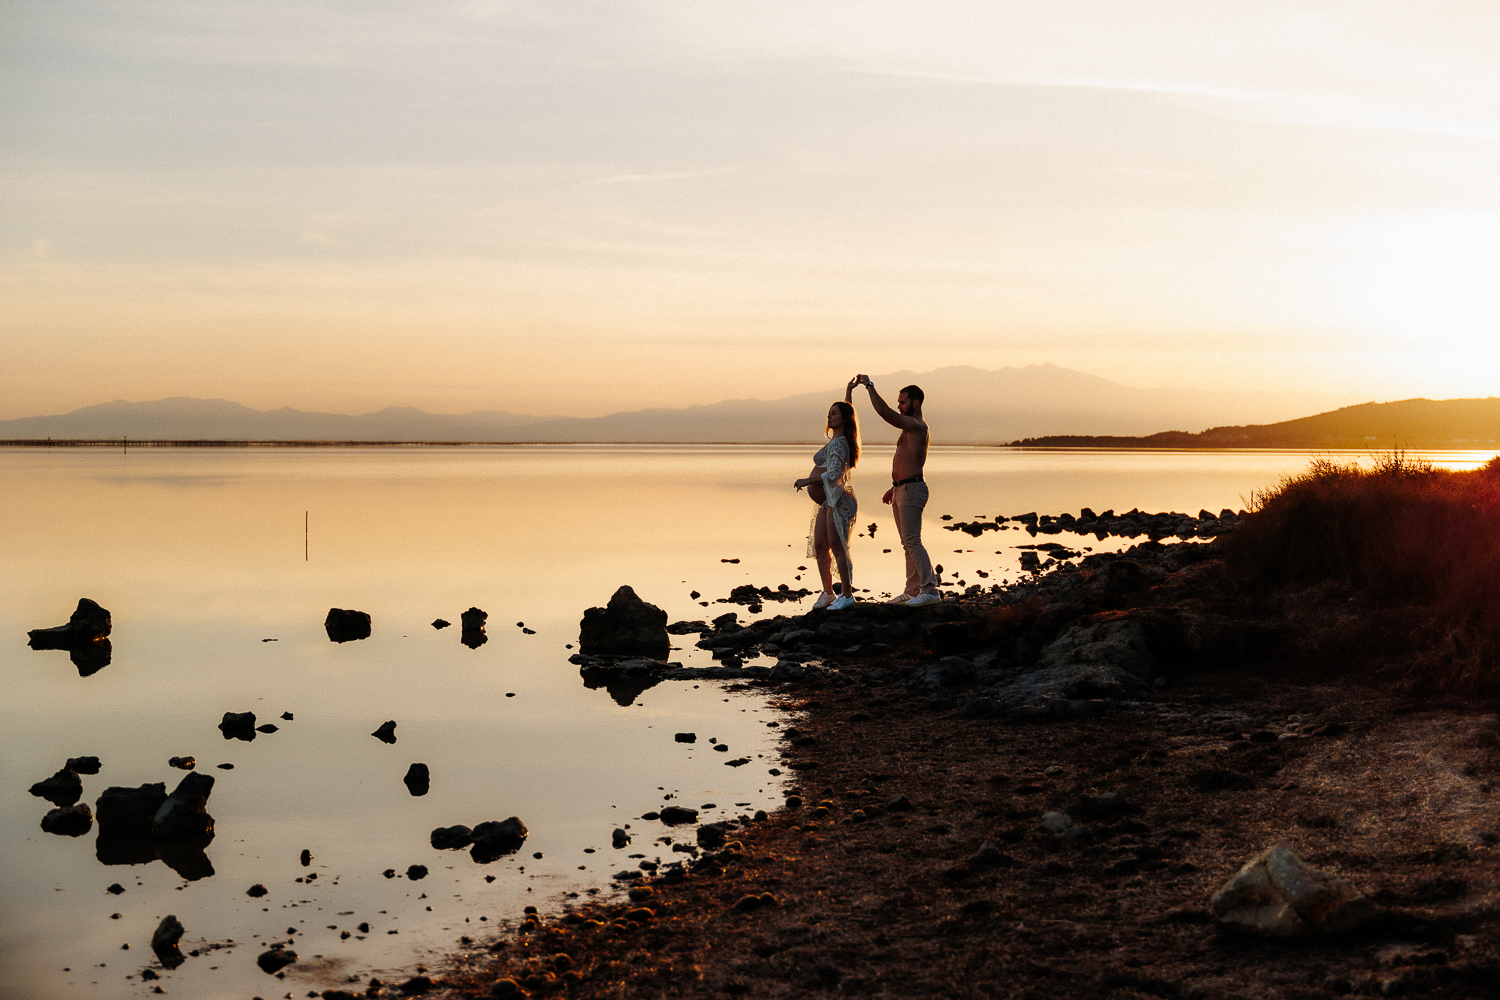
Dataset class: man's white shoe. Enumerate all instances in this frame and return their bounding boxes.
[885,592,914,604]
[829,594,856,611]
[812,591,836,610]
[904,593,941,607]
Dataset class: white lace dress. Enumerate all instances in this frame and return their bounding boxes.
[807,435,857,560]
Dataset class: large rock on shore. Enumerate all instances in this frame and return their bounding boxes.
[579,586,669,658]
[991,614,1156,716]
[27,598,112,647]
[1210,845,1378,936]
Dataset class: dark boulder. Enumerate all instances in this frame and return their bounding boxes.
[95,783,168,838]
[153,772,215,839]
[696,822,726,849]
[151,915,185,969]
[65,756,102,774]
[68,639,113,676]
[41,803,94,836]
[257,946,297,974]
[460,607,487,648]
[324,608,371,643]
[403,763,430,796]
[430,825,474,850]
[578,586,669,658]
[470,817,528,863]
[218,711,257,741]
[659,805,699,825]
[29,767,83,806]
[432,618,450,629]
[372,720,397,744]
[28,598,112,646]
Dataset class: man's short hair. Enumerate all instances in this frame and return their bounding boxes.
[900,384,924,404]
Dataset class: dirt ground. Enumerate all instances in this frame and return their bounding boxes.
[397,658,1500,1000]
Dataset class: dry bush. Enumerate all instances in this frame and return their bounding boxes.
[1226,453,1500,693]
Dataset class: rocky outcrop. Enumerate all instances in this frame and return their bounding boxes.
[151,915,186,969]
[28,599,113,674]
[152,772,214,839]
[460,607,487,648]
[29,767,83,806]
[578,586,669,658]
[1210,845,1379,936]
[403,763,430,796]
[96,783,168,838]
[27,598,111,646]
[470,817,528,863]
[325,608,371,642]
[218,711,257,741]
[40,803,93,836]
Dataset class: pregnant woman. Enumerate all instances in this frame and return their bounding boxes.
[794,390,860,610]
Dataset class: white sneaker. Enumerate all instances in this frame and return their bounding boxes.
[904,592,941,607]
[829,594,856,611]
[886,592,915,604]
[812,591,836,610]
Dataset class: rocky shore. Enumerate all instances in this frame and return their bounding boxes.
[406,526,1499,998]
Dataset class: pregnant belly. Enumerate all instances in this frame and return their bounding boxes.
[807,481,827,506]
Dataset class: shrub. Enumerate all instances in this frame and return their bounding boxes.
[1225,452,1500,692]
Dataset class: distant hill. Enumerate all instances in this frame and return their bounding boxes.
[1010,397,1500,450]
[0,365,1352,444]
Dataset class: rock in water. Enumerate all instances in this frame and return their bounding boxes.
[659,805,699,825]
[257,946,297,974]
[152,772,215,839]
[95,783,168,838]
[40,803,94,836]
[578,586,669,658]
[218,711,257,741]
[1210,844,1379,936]
[460,607,488,649]
[28,767,83,806]
[65,756,102,774]
[27,598,112,647]
[372,720,397,744]
[151,915,185,969]
[430,825,474,850]
[324,608,371,643]
[470,817,528,863]
[403,762,430,796]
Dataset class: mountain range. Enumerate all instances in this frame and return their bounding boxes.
[0,364,1358,445]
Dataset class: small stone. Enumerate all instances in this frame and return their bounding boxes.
[1039,812,1073,835]
[247,883,268,897]
[106,883,125,894]
[64,756,102,774]
[674,733,696,743]
[432,619,451,629]
[372,721,397,744]
[406,865,428,880]
[256,947,296,974]
[612,829,630,848]
[403,763,430,796]
[167,756,195,770]
[431,825,474,850]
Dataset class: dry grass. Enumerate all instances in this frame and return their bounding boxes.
[1226,453,1500,693]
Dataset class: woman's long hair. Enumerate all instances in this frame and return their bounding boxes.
[825,401,860,469]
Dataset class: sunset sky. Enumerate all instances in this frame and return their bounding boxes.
[3,1,1498,419]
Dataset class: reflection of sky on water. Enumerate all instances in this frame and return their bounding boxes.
[2,445,1492,998]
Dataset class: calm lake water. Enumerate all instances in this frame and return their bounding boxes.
[2,444,1492,998]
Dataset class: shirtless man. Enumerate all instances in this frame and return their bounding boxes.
[854,376,940,606]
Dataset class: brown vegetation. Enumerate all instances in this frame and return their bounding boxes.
[1225,454,1500,695]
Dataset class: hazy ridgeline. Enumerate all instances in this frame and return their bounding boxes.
[1225,453,1500,694]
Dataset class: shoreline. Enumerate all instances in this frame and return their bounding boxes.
[392,535,1500,1000]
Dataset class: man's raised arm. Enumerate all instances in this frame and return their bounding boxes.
[857,375,922,431]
